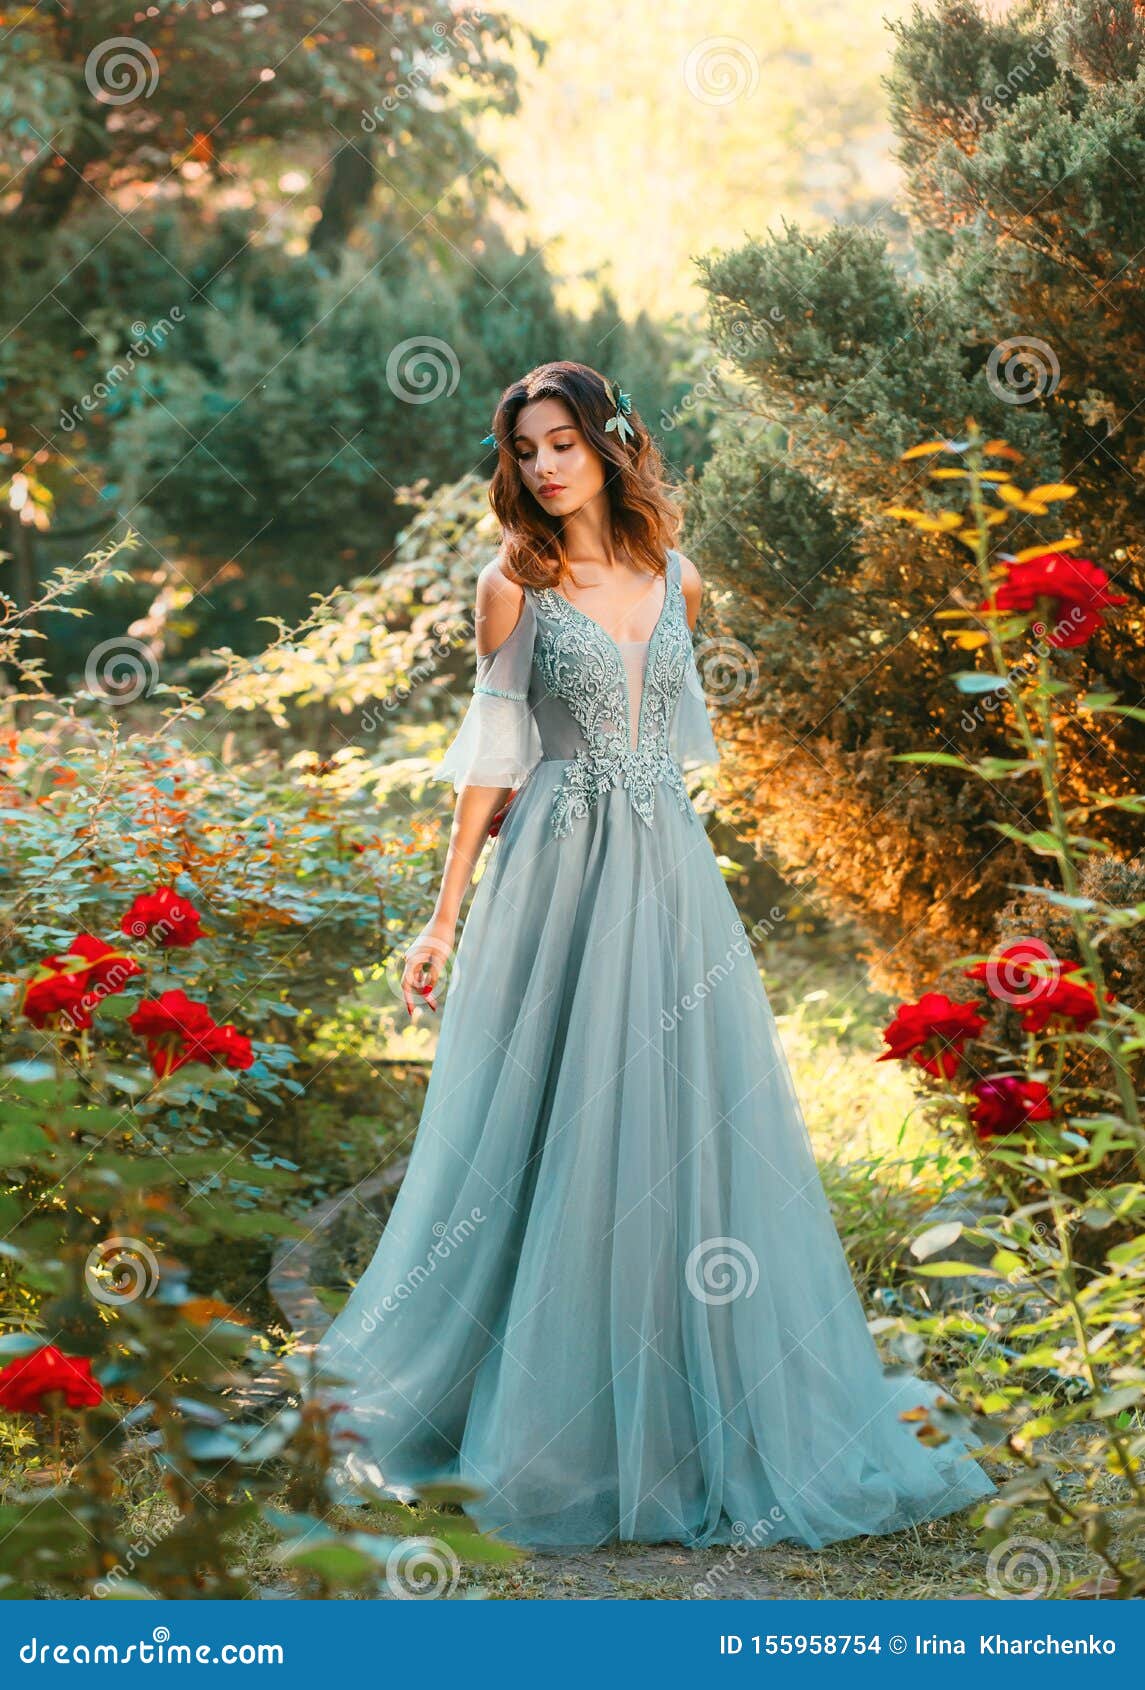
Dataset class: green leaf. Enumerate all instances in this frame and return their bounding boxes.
[990,823,1062,855]
[277,1542,383,1582]
[912,1261,1000,1278]
[0,1122,54,1161]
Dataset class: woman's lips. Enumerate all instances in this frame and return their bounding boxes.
[538,484,565,497]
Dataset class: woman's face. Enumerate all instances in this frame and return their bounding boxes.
[511,396,605,519]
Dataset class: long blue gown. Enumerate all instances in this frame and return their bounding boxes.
[314,546,996,1549]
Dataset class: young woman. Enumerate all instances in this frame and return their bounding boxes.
[315,360,995,1550]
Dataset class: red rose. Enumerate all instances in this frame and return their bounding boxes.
[964,943,1112,1033]
[121,886,204,947]
[877,991,987,1079]
[488,790,518,838]
[21,935,143,1031]
[1019,966,1109,1035]
[0,1344,103,1414]
[200,1023,255,1071]
[979,553,1127,649]
[127,989,253,1078]
[970,1075,1055,1140]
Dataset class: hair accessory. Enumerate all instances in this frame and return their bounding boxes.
[603,378,634,445]
[481,432,497,448]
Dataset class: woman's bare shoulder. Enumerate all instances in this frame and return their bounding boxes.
[475,550,526,655]
[675,549,703,628]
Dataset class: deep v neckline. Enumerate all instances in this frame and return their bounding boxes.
[542,568,671,662]
[537,565,674,751]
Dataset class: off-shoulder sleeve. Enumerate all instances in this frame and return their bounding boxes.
[434,592,543,792]
[670,641,720,772]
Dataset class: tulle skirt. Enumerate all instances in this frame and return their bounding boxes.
[315,759,995,1548]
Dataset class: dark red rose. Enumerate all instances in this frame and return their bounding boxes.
[21,957,92,1030]
[128,989,253,1078]
[488,790,518,838]
[128,989,218,1077]
[979,553,1127,649]
[965,943,1112,1033]
[0,1344,103,1414]
[970,1075,1055,1140]
[1019,966,1110,1035]
[121,886,204,947]
[200,1023,255,1071]
[21,935,143,1031]
[877,991,987,1080]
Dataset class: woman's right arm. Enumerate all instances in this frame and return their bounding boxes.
[400,560,526,1015]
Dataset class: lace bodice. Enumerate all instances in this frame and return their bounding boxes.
[436,547,719,838]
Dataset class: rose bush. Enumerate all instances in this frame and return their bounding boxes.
[876,428,1145,1598]
[0,538,511,1596]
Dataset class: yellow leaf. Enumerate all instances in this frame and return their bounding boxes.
[916,511,963,532]
[883,505,927,521]
[1010,536,1084,561]
[954,529,985,549]
[1026,483,1077,502]
[981,440,1024,460]
[929,468,970,479]
[902,440,956,459]
[953,630,991,650]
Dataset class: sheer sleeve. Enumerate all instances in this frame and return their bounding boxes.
[434,592,543,792]
[670,641,720,772]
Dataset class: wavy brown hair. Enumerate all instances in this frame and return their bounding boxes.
[484,360,682,589]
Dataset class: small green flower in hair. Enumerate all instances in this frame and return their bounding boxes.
[603,378,634,446]
[481,432,497,448]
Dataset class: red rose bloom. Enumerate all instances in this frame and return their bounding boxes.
[0,1344,103,1414]
[121,886,204,947]
[488,790,518,838]
[970,1075,1055,1140]
[979,554,1127,649]
[877,991,987,1080]
[128,989,254,1078]
[21,935,143,1031]
[1019,966,1110,1035]
[200,1023,255,1071]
